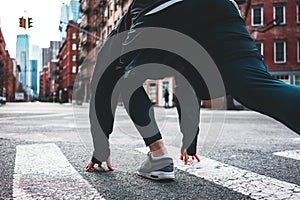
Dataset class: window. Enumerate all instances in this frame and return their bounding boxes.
[274,41,286,63]
[72,66,77,74]
[162,81,169,91]
[272,75,290,84]
[107,25,112,34]
[255,41,264,56]
[102,30,106,40]
[295,76,300,86]
[297,4,300,23]
[72,43,77,51]
[298,40,300,62]
[72,33,76,39]
[252,7,263,26]
[72,55,76,62]
[149,83,156,103]
[274,5,285,25]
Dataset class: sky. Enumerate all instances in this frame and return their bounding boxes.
[0,0,69,58]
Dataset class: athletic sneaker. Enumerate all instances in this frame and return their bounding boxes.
[137,152,175,180]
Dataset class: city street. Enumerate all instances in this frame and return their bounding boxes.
[0,102,299,199]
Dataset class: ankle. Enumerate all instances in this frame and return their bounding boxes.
[149,139,168,157]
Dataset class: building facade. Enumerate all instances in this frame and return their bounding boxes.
[78,0,133,103]
[49,41,62,61]
[78,0,176,106]
[42,48,51,68]
[16,34,30,86]
[30,45,41,94]
[39,67,49,102]
[57,21,80,103]
[78,0,300,107]
[0,27,15,101]
[47,60,59,102]
[30,60,38,93]
[12,59,20,95]
[237,0,300,85]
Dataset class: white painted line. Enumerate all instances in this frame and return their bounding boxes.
[293,138,300,142]
[2,113,73,121]
[0,133,54,142]
[273,150,300,161]
[13,143,104,199]
[0,133,82,143]
[136,146,300,200]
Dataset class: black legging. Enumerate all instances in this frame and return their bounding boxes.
[89,0,300,163]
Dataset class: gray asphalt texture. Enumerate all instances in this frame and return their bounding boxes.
[0,102,299,199]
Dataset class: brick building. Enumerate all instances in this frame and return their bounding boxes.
[237,0,300,85]
[57,21,80,103]
[48,60,59,102]
[204,0,300,109]
[0,27,15,102]
[39,67,49,102]
[78,0,300,107]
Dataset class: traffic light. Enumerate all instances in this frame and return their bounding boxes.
[28,17,33,29]
[19,17,26,29]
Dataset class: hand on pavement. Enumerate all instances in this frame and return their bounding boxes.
[180,149,200,165]
[85,156,114,171]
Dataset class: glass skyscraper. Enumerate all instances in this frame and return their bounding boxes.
[59,1,80,41]
[30,60,38,93]
[16,34,30,86]
[60,3,70,41]
[70,0,80,22]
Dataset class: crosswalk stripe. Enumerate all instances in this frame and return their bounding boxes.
[136,146,300,200]
[13,143,104,200]
[273,150,300,161]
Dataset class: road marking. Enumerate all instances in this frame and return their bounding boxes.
[136,146,300,200]
[0,133,54,142]
[2,113,73,121]
[13,143,104,199]
[273,150,300,161]
[294,138,300,142]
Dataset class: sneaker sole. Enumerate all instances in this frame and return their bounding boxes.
[137,171,175,180]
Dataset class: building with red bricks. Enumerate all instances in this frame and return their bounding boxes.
[203,0,300,109]
[47,60,59,102]
[57,21,80,103]
[0,27,15,102]
[236,0,300,85]
[39,67,49,102]
[78,0,300,107]
[12,59,20,96]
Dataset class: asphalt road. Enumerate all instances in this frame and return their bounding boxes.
[0,102,299,199]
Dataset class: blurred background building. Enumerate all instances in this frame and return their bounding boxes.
[4,0,296,108]
[16,34,30,86]
[0,26,17,102]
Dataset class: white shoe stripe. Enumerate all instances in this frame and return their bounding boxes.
[136,146,300,200]
[13,143,104,199]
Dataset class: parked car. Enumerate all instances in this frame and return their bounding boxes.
[0,96,6,104]
[14,92,26,102]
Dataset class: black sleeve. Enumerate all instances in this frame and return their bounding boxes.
[186,128,199,155]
